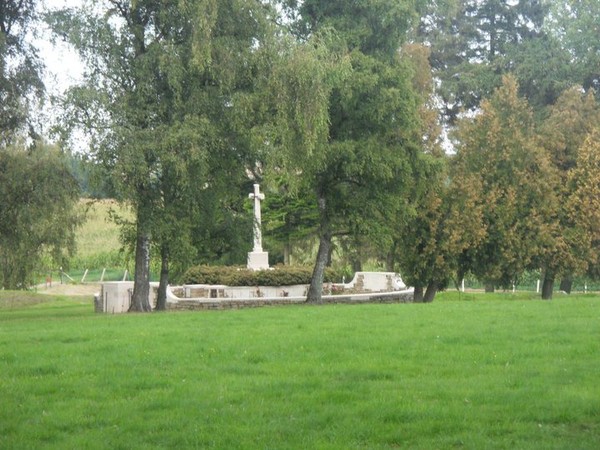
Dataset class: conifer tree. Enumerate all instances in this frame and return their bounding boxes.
[452,75,557,291]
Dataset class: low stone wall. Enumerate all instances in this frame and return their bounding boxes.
[166,290,414,311]
[96,279,414,313]
[181,284,308,299]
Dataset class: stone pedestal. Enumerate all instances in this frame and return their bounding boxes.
[247,251,269,271]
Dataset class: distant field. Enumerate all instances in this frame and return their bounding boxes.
[1,291,599,449]
[76,199,125,257]
[67,199,132,277]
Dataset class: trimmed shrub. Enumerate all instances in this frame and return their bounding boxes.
[181,265,348,286]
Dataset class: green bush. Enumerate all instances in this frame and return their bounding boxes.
[181,265,348,286]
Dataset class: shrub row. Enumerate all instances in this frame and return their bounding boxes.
[181,265,348,286]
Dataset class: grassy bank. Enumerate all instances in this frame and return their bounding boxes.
[68,199,131,272]
[1,292,599,448]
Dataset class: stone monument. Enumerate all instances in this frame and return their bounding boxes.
[247,183,269,270]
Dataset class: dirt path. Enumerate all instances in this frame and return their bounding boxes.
[37,283,101,296]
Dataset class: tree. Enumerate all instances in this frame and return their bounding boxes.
[421,0,572,124]
[51,0,200,311]
[567,129,600,283]
[51,0,276,311]
[0,0,44,145]
[537,87,600,297]
[395,149,489,302]
[270,1,423,302]
[0,144,82,289]
[547,0,600,93]
[451,75,557,291]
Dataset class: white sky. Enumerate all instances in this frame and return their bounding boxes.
[36,0,85,96]
[29,0,86,146]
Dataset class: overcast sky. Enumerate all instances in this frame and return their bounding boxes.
[31,0,85,145]
[37,0,84,96]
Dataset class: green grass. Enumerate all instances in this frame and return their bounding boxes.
[1,291,599,449]
[70,199,131,270]
[76,199,124,257]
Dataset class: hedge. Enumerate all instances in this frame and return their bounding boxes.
[181,265,349,286]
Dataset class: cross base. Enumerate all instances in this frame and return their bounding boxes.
[247,251,269,271]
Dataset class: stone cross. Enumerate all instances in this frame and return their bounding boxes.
[249,183,265,252]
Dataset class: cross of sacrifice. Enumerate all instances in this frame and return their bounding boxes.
[249,183,265,252]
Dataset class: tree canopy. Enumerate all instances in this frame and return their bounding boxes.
[268,0,426,303]
[451,75,557,290]
[0,0,44,145]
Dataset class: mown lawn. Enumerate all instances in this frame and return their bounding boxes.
[1,291,599,449]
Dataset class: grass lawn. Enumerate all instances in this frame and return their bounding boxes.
[1,291,599,449]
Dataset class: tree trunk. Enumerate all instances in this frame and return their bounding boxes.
[413,285,424,303]
[385,240,398,272]
[283,239,291,265]
[156,246,169,311]
[351,257,362,273]
[307,189,331,304]
[484,282,495,293]
[541,273,554,300]
[326,238,334,267]
[559,275,573,294]
[423,281,438,303]
[129,222,152,312]
[307,231,332,304]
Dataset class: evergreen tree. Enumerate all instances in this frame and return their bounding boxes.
[567,129,600,283]
[421,0,570,124]
[452,75,557,291]
[537,87,600,297]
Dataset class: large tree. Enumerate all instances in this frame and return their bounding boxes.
[537,87,600,297]
[273,0,423,303]
[547,0,600,93]
[0,144,82,289]
[451,75,557,291]
[51,0,276,311]
[421,0,573,125]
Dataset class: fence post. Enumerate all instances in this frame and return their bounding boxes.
[536,279,540,293]
[81,269,89,283]
[122,270,128,282]
[100,268,106,282]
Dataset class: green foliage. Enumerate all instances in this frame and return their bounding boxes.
[181,264,347,286]
[2,294,600,448]
[421,0,575,124]
[0,144,83,289]
[49,0,280,310]
[536,88,600,284]
[0,0,44,145]
[452,75,557,288]
[283,0,417,58]
[270,1,424,302]
[547,0,600,92]
[567,129,600,278]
